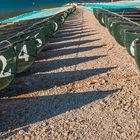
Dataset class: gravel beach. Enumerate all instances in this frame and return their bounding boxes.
[0,8,140,140]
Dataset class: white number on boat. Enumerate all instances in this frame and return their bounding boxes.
[18,45,29,62]
[130,39,139,57]
[110,23,113,27]
[35,33,43,48]
[26,36,30,39]
[61,16,65,23]
[101,17,104,24]
[54,22,58,31]
[0,56,12,78]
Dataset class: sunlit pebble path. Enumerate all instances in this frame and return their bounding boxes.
[0,8,140,140]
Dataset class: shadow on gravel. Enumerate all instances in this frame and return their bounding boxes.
[60,25,84,30]
[63,23,83,27]
[54,30,94,38]
[33,55,106,73]
[49,33,99,43]
[58,28,93,34]
[47,39,101,50]
[0,66,117,98]
[62,23,84,28]
[0,88,120,135]
[39,45,105,60]
[64,19,82,23]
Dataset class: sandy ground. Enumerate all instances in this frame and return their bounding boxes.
[0,8,140,140]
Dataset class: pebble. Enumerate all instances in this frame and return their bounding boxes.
[18,130,28,136]
[24,136,30,140]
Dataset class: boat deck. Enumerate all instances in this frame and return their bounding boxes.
[0,8,140,140]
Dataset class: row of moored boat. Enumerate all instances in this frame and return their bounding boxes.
[93,6,140,72]
[0,6,76,90]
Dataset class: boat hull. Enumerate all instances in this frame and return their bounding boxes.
[0,6,76,90]
[134,39,140,69]
[13,38,37,73]
[124,30,140,57]
[112,22,139,46]
[0,44,16,90]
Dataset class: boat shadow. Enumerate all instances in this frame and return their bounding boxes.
[32,55,107,73]
[54,30,96,38]
[45,38,101,52]
[41,44,104,59]
[0,88,121,136]
[48,33,99,43]
[0,66,117,98]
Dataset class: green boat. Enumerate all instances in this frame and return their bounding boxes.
[93,8,140,16]
[0,41,16,90]
[45,20,59,36]
[101,10,140,27]
[53,15,65,28]
[11,15,67,73]
[93,7,140,27]
[14,38,37,73]
[0,12,70,74]
[93,9,107,26]
[0,26,51,74]
[0,7,76,90]
[90,4,140,71]
[133,38,140,69]
[26,25,54,53]
[92,8,138,27]
[0,8,75,90]
[124,30,140,57]
[124,30,140,69]
[105,17,126,35]
[93,8,140,46]
[112,22,139,46]
[93,8,98,19]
